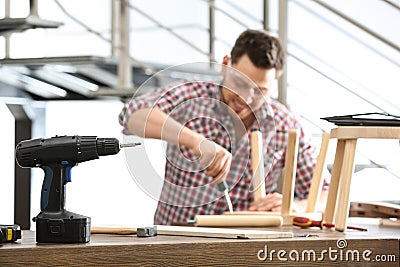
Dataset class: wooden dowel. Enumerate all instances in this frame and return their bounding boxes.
[91,227,137,235]
[251,129,266,201]
[281,129,300,216]
[195,214,282,227]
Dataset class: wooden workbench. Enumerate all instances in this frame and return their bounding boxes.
[0,218,399,266]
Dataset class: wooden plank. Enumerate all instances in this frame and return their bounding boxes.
[380,218,400,227]
[330,126,400,139]
[250,129,266,201]
[306,131,330,212]
[350,201,400,218]
[91,221,288,238]
[281,129,299,215]
[156,225,293,239]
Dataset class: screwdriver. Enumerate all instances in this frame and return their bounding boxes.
[218,180,233,213]
[292,216,367,231]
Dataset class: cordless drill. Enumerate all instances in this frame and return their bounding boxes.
[15,135,140,243]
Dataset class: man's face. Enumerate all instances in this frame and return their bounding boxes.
[221,54,277,120]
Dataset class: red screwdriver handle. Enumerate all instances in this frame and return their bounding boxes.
[292,217,323,228]
[293,217,326,229]
[293,217,367,231]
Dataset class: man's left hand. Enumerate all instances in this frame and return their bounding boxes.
[248,192,308,213]
[248,192,283,212]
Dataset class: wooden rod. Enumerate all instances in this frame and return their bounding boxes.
[91,227,137,235]
[251,129,266,201]
[195,214,282,227]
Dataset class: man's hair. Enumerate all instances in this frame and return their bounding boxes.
[230,29,285,76]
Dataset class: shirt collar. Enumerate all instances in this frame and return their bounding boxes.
[257,99,274,120]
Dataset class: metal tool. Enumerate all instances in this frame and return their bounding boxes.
[15,135,141,243]
[294,234,319,238]
[217,180,233,213]
[120,142,142,149]
[137,226,157,237]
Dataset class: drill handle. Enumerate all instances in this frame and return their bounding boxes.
[40,163,73,212]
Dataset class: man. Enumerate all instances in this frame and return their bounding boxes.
[119,29,328,225]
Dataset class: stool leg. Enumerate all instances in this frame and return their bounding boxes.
[281,129,300,216]
[251,130,266,201]
[306,132,330,212]
[323,139,345,224]
[335,139,357,231]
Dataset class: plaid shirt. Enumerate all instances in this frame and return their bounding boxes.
[119,81,323,225]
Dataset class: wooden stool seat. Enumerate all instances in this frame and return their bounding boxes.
[323,126,400,231]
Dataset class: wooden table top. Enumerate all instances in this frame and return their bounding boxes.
[1,218,399,266]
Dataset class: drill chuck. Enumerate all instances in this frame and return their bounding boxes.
[96,138,120,156]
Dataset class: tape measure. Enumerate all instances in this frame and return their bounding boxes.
[0,225,22,243]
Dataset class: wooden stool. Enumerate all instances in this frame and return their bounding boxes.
[248,129,329,224]
[323,126,400,231]
[280,129,330,224]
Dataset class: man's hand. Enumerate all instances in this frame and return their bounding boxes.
[248,192,283,212]
[248,193,307,213]
[192,139,232,183]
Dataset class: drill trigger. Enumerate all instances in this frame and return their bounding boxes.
[65,166,72,182]
[61,160,72,182]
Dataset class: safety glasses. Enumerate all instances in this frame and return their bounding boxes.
[222,68,269,104]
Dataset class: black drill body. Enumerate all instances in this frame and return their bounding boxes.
[15,135,120,243]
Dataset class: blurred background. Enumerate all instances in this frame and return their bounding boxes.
[0,0,399,229]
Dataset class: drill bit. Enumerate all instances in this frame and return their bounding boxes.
[120,142,142,149]
[218,180,233,213]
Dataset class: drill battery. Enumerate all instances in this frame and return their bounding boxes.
[0,225,22,243]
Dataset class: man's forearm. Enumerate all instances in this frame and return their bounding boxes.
[127,107,204,148]
[127,107,232,181]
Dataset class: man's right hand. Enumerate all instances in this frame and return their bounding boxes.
[192,138,232,184]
